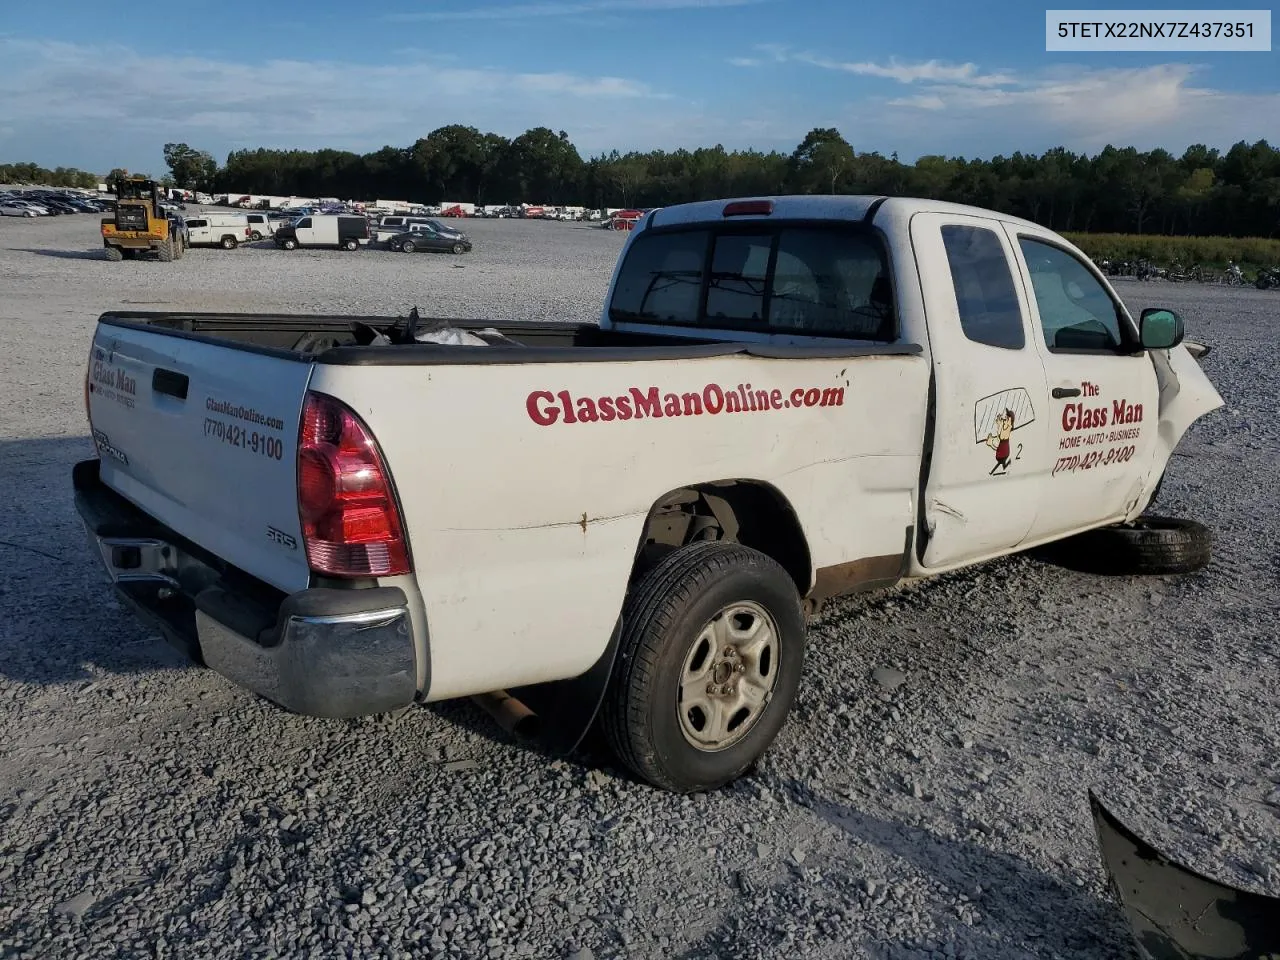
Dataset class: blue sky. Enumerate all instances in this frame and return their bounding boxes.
[0,0,1276,175]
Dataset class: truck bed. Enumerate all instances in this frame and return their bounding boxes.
[96,311,922,364]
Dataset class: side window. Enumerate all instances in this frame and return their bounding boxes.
[940,225,1025,350]
[186,219,206,228]
[1018,238,1126,351]
[297,217,312,229]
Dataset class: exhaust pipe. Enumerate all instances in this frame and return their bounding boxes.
[470,690,540,740]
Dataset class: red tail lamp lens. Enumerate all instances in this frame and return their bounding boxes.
[296,392,410,577]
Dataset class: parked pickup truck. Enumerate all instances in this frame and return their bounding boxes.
[75,195,1223,793]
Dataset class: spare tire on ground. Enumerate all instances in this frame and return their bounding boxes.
[1032,515,1212,576]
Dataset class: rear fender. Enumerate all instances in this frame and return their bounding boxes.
[1128,344,1224,519]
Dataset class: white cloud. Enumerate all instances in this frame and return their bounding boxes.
[0,37,793,170]
[856,62,1280,158]
[384,0,766,22]
[795,53,1017,88]
[886,95,946,111]
[751,46,1279,158]
[728,57,762,67]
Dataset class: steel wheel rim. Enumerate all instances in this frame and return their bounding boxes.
[677,600,779,751]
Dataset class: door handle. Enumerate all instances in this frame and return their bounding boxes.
[152,367,189,400]
[1052,386,1081,399]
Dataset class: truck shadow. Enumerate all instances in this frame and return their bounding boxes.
[0,436,193,686]
[675,791,1131,959]
[16,247,108,260]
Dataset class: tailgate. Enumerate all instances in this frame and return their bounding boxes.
[87,323,314,593]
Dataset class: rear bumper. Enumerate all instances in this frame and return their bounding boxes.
[72,458,418,718]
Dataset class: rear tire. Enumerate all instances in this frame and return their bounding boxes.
[1034,515,1212,576]
[250,230,262,241]
[600,541,806,793]
[174,237,185,259]
[282,238,297,250]
[342,238,358,251]
[156,236,174,262]
[221,236,237,249]
[401,240,415,253]
[104,244,123,262]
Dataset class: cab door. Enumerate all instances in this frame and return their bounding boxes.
[185,219,209,244]
[910,212,1051,569]
[294,216,315,244]
[1003,226,1162,542]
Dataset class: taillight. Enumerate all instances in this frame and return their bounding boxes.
[84,342,94,426]
[297,391,410,577]
[723,199,774,217]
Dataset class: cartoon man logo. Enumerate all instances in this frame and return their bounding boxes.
[985,408,1015,475]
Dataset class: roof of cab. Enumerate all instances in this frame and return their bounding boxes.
[643,194,1047,234]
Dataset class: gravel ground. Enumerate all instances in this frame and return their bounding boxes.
[0,210,1277,960]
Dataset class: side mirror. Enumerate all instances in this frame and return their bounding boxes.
[1139,307,1184,350]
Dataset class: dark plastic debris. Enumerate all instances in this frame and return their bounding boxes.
[1090,789,1280,960]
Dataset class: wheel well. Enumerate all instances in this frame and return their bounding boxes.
[631,481,812,595]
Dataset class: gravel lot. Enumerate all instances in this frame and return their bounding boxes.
[0,209,1277,960]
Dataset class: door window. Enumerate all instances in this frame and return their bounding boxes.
[186,219,207,228]
[296,217,312,229]
[1018,238,1128,351]
[939,225,1025,350]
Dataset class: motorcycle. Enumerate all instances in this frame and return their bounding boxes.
[1255,266,1279,290]
[1091,789,1279,959]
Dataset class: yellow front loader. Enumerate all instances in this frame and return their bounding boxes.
[101,177,187,262]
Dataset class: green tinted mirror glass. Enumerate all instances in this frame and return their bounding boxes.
[1140,308,1183,350]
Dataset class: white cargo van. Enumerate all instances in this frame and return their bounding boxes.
[183,214,252,249]
[273,214,370,251]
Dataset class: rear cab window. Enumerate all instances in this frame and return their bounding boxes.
[609,223,896,340]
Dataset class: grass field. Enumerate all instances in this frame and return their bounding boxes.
[1063,232,1280,275]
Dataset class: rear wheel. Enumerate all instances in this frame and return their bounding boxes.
[221,235,237,249]
[156,236,174,262]
[600,541,806,793]
[281,238,297,250]
[342,238,358,251]
[174,236,186,259]
[401,240,416,253]
[104,244,123,262]
[250,230,262,241]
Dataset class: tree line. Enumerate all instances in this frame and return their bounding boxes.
[197,127,1280,238]
[0,162,99,189]
[9,126,1280,238]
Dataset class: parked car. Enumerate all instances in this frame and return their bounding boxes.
[386,221,468,251]
[375,216,447,244]
[273,214,370,250]
[0,202,40,217]
[390,225,472,254]
[183,214,252,249]
[75,194,1223,795]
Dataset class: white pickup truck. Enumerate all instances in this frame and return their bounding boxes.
[75,195,1223,793]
